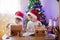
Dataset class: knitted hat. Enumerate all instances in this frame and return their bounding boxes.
[27,9,39,20]
[15,11,24,20]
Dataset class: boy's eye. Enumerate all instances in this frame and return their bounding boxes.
[28,14,31,16]
[28,14,32,18]
[16,18,21,21]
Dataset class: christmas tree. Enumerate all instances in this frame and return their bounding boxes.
[26,0,48,26]
[27,0,41,12]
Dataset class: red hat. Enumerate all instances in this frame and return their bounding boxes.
[27,9,39,20]
[15,11,24,20]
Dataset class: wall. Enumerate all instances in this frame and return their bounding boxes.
[20,0,59,19]
[0,0,59,19]
[0,0,21,15]
[58,1,59,30]
[43,0,59,19]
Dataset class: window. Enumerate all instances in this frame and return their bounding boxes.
[0,0,21,15]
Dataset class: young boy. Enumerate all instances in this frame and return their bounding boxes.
[2,11,24,39]
[23,9,42,36]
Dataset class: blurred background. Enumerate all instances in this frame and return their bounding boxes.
[0,0,59,39]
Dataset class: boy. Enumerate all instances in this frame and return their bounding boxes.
[2,11,24,39]
[23,9,42,36]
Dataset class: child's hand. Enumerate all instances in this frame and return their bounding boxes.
[6,23,10,29]
[26,29,31,32]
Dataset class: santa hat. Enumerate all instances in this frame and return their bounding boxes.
[15,11,24,20]
[27,9,39,20]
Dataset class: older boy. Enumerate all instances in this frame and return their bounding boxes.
[23,9,42,36]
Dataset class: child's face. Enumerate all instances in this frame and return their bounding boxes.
[28,14,36,22]
[15,18,21,24]
[27,14,32,20]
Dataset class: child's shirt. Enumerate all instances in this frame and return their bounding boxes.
[23,21,42,36]
[27,21,42,33]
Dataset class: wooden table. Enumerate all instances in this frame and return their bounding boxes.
[2,36,46,40]
[3,25,58,40]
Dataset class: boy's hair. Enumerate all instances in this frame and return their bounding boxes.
[28,14,31,16]
[28,14,32,18]
[16,18,21,21]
